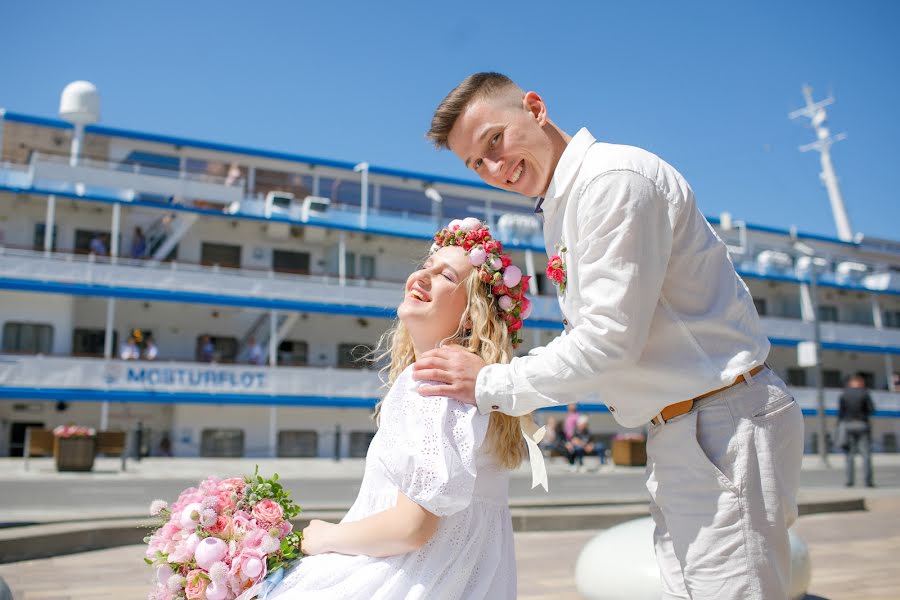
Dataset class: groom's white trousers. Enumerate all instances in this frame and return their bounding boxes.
[645,367,804,599]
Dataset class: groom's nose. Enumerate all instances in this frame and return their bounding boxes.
[483,157,504,180]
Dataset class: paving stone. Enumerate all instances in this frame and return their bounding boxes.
[1,499,898,599]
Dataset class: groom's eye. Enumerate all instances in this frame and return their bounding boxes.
[473,158,483,171]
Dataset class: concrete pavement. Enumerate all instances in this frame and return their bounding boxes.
[2,453,898,523]
[1,496,899,600]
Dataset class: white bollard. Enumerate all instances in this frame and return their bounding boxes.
[575,517,811,600]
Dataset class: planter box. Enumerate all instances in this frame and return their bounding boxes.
[611,438,647,467]
[55,436,97,472]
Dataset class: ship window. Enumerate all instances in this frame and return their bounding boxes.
[786,368,807,387]
[200,242,241,269]
[277,340,308,366]
[349,431,376,457]
[2,322,54,354]
[856,371,875,389]
[818,305,839,323]
[74,229,113,255]
[272,250,310,275]
[72,328,118,357]
[278,430,318,457]
[822,369,843,388]
[753,298,768,317]
[337,343,372,369]
[200,429,244,457]
[884,310,900,329]
[359,255,376,279]
[196,335,238,363]
[33,223,58,251]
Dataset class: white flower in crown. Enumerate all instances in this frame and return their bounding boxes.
[459,217,481,231]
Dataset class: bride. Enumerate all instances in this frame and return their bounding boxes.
[267,218,545,600]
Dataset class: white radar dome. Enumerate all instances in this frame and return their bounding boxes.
[59,81,100,125]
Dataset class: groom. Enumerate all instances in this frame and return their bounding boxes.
[413,72,804,599]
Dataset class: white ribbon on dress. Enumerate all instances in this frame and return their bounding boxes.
[519,417,549,492]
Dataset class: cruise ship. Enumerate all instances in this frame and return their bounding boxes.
[0,83,897,459]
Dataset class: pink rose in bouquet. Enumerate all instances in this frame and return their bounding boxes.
[145,467,302,600]
[251,499,283,526]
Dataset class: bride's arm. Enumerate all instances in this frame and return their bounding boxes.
[301,491,439,558]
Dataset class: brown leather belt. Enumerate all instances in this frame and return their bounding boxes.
[650,365,766,426]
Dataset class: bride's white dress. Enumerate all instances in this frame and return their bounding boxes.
[268,365,516,599]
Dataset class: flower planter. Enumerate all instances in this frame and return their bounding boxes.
[611,438,647,467]
[55,436,97,472]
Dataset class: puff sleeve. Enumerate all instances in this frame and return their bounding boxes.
[377,382,489,517]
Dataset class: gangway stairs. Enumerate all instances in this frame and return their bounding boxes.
[239,311,299,364]
[144,212,199,264]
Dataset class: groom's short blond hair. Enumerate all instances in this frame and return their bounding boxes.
[427,72,524,150]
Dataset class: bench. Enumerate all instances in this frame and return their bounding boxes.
[95,430,129,471]
[23,428,54,471]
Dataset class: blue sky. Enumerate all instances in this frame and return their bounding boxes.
[1,1,897,240]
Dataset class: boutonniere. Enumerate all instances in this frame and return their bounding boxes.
[546,244,567,295]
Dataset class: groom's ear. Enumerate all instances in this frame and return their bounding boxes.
[523,91,548,126]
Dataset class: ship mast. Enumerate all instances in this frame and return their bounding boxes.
[789,85,853,242]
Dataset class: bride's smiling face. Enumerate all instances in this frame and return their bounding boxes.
[398,246,474,344]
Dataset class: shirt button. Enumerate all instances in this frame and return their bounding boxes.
[491,405,499,411]
[608,406,616,413]
[563,319,569,326]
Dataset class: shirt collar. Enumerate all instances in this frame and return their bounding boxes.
[543,127,597,203]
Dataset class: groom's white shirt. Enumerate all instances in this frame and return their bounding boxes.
[475,128,770,427]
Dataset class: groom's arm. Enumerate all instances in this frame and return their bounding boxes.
[301,491,439,557]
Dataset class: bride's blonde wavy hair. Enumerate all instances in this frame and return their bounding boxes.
[371,267,528,470]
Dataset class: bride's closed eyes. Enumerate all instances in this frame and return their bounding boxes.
[420,259,460,284]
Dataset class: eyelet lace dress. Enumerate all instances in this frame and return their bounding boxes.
[268,365,516,600]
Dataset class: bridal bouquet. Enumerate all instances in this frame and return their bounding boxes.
[145,468,302,600]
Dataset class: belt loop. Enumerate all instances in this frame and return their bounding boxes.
[742,365,761,386]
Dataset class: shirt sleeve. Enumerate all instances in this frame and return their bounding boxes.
[476,171,675,416]
[378,389,489,517]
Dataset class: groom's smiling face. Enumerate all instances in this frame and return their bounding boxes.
[448,91,555,198]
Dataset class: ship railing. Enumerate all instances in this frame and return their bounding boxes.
[27,151,238,187]
[0,244,403,293]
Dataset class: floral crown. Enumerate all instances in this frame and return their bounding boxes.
[431,217,532,348]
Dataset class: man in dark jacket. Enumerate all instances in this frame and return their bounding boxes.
[838,374,876,487]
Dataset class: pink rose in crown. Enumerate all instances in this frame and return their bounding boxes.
[252,499,284,525]
[498,295,514,311]
[521,297,533,319]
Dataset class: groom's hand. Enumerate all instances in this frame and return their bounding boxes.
[413,344,485,407]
